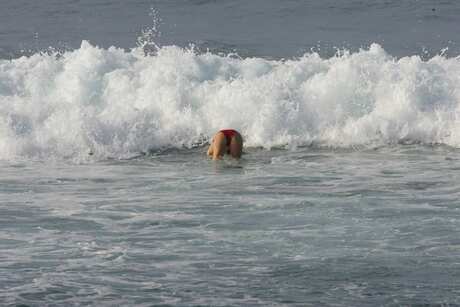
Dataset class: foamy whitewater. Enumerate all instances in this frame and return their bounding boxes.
[2,42,460,160]
[1,1,460,306]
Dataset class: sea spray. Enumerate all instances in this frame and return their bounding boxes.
[1,42,460,160]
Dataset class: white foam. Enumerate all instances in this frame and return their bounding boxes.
[1,41,460,160]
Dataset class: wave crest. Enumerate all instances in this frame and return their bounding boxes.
[1,41,460,160]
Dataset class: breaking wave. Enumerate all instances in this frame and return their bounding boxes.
[1,41,460,160]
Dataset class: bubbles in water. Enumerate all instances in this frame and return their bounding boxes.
[1,41,460,161]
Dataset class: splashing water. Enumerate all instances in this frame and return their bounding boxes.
[1,41,460,161]
[137,8,163,55]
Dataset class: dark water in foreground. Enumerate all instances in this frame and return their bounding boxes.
[1,146,460,306]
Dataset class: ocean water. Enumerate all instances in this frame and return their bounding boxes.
[1,1,460,306]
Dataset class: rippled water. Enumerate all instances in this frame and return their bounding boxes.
[2,1,460,305]
[2,146,460,306]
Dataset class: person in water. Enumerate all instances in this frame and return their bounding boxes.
[207,129,243,160]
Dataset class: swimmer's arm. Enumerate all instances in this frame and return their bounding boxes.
[207,137,224,160]
[207,145,213,156]
[212,151,223,160]
[207,145,224,160]
[207,137,214,157]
